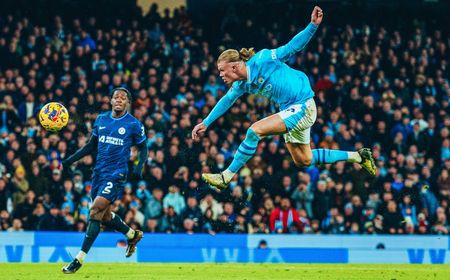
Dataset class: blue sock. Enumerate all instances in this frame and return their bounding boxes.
[228,128,260,173]
[311,149,349,165]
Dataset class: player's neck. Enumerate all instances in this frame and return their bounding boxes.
[238,62,248,81]
[112,110,127,118]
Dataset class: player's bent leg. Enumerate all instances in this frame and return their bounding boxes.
[281,99,376,175]
[309,147,376,176]
[202,114,287,190]
[286,143,376,176]
[102,209,143,257]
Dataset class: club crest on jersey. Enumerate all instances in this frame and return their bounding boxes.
[271,49,277,59]
[118,127,126,135]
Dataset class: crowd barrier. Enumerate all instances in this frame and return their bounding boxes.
[0,232,449,263]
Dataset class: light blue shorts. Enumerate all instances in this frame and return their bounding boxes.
[278,98,317,144]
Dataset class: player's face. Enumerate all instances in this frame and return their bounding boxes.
[111,91,129,113]
[218,61,240,87]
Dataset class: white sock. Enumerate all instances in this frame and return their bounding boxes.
[126,228,135,239]
[348,152,362,163]
[222,169,235,183]
[76,251,86,263]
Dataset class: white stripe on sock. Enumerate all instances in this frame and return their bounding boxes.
[126,228,135,239]
[222,169,235,183]
[348,151,362,163]
[76,251,86,263]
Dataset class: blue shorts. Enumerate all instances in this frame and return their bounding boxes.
[91,173,127,202]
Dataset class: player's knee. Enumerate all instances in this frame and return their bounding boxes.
[101,211,112,223]
[89,206,105,221]
[248,126,263,139]
[294,156,312,167]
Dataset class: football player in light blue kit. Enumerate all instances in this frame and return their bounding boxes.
[62,88,148,274]
[192,6,376,190]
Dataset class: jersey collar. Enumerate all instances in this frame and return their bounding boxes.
[110,111,129,120]
[246,64,252,84]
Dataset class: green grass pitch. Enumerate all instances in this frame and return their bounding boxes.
[1,263,449,280]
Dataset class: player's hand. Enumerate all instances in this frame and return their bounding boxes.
[311,6,323,25]
[192,122,207,141]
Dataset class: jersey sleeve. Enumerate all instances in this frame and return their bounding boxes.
[274,22,318,62]
[134,120,147,144]
[203,84,245,127]
[92,115,100,136]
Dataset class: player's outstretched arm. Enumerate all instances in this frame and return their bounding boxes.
[62,135,98,167]
[132,141,148,178]
[192,86,244,141]
[275,6,323,62]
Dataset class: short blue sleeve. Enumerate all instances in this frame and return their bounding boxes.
[134,120,146,144]
[92,116,100,136]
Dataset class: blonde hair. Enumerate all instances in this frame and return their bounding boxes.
[217,48,256,64]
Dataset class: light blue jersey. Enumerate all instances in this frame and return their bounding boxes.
[203,23,318,127]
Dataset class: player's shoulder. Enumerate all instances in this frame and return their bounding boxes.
[95,111,110,122]
[252,49,276,62]
[125,112,140,122]
[125,113,143,127]
[99,111,111,118]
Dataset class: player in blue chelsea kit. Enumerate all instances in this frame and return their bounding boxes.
[62,88,148,274]
[192,7,376,190]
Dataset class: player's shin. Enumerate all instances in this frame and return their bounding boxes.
[78,219,101,262]
[310,149,361,165]
[225,128,261,182]
[103,212,135,239]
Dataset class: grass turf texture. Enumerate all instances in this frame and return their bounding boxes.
[1,263,449,280]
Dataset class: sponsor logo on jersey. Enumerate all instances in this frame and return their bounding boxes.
[99,135,124,146]
[118,127,126,135]
[99,126,106,130]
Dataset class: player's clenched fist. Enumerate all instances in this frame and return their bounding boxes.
[311,6,323,25]
[192,122,207,141]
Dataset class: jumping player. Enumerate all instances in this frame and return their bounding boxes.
[62,88,148,273]
[192,6,376,190]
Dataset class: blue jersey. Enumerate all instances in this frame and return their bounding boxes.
[203,23,318,127]
[92,112,146,177]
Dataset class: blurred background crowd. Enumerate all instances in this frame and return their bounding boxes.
[0,0,449,235]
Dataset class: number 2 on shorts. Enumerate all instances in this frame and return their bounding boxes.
[102,182,113,194]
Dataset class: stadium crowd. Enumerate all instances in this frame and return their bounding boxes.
[0,2,449,236]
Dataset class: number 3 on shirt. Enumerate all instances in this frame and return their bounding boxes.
[102,182,113,194]
[141,126,145,136]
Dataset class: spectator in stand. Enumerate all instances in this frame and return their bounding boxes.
[270,197,303,233]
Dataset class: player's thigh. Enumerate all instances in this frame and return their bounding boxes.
[90,196,111,220]
[286,142,313,167]
[101,204,113,222]
[250,114,287,137]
